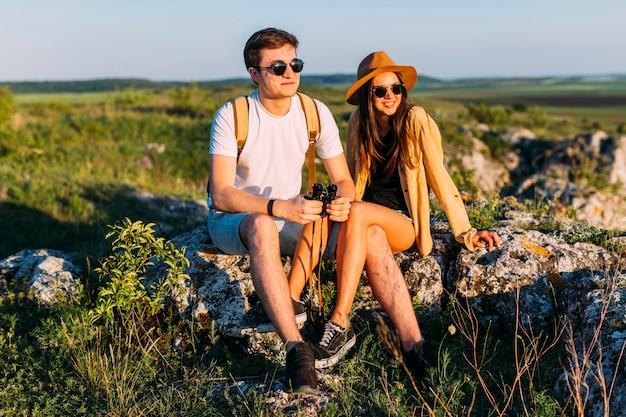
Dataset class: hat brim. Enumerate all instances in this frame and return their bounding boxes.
[346,65,418,105]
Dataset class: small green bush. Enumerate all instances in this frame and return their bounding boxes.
[0,86,17,126]
[466,101,511,127]
[91,218,190,327]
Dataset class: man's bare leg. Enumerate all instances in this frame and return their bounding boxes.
[241,213,303,350]
[365,225,423,352]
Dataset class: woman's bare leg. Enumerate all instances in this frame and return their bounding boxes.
[331,202,415,328]
[288,218,329,301]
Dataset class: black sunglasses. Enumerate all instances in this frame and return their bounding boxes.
[255,58,304,76]
[371,83,404,98]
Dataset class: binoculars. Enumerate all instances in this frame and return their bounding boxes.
[305,183,337,217]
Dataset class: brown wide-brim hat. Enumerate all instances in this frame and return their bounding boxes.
[346,51,418,105]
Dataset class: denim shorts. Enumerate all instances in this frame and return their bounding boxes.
[207,207,304,256]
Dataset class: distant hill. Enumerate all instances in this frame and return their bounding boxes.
[0,74,444,94]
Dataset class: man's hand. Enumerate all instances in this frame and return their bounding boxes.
[273,195,324,224]
[472,230,502,251]
[325,197,351,222]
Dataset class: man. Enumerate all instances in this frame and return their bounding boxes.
[207,27,354,393]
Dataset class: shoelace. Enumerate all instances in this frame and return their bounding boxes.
[320,322,342,348]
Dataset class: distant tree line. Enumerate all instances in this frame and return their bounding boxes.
[0,78,243,94]
[0,74,364,94]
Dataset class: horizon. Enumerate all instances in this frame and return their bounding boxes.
[3,71,626,85]
[2,0,625,82]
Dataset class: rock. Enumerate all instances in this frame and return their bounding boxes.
[5,125,626,413]
[0,248,82,305]
[504,175,626,230]
[450,227,620,331]
[460,138,510,192]
[502,127,536,145]
[505,131,626,199]
[609,135,626,196]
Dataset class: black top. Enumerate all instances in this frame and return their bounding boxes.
[361,133,408,212]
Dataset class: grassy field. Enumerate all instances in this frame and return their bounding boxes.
[14,91,120,105]
[1,79,625,416]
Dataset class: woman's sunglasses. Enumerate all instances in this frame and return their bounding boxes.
[255,58,304,76]
[371,83,404,98]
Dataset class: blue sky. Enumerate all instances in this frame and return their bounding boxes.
[1,0,625,82]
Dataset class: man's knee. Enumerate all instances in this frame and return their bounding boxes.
[365,225,394,265]
[367,225,388,246]
[240,213,278,247]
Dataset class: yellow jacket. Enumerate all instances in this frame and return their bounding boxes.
[346,105,477,257]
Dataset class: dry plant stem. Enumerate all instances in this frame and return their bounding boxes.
[452,285,562,417]
[564,328,589,416]
[375,315,451,416]
[605,340,626,415]
[132,314,173,370]
[378,370,400,417]
[231,373,254,416]
[432,382,463,416]
[452,295,501,414]
[513,285,528,415]
[375,314,419,394]
[510,285,561,415]
[565,261,625,417]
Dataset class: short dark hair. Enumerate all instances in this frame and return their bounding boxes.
[243,28,299,69]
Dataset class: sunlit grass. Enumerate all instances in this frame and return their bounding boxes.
[15,91,119,105]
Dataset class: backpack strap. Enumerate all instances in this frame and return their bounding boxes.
[231,95,250,157]
[297,93,321,190]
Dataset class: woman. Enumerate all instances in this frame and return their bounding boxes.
[314,51,501,375]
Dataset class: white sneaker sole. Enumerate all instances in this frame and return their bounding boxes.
[255,311,307,333]
[314,334,357,369]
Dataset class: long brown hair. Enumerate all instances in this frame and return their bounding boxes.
[355,73,415,183]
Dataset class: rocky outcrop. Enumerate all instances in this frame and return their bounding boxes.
[501,130,626,229]
[445,127,626,231]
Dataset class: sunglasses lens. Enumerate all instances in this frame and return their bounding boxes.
[373,87,387,98]
[291,59,304,73]
[271,61,287,76]
[372,84,404,98]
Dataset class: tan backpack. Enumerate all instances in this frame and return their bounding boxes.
[232,92,321,190]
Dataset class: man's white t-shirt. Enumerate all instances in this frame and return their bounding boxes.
[209,91,344,201]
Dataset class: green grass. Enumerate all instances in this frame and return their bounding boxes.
[15,91,120,105]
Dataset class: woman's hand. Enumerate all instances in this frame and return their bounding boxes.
[325,196,351,222]
[472,230,502,251]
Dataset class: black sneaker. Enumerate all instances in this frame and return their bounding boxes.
[285,341,318,394]
[402,340,436,382]
[255,299,307,333]
[314,321,356,369]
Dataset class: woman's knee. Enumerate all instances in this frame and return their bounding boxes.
[345,201,373,225]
